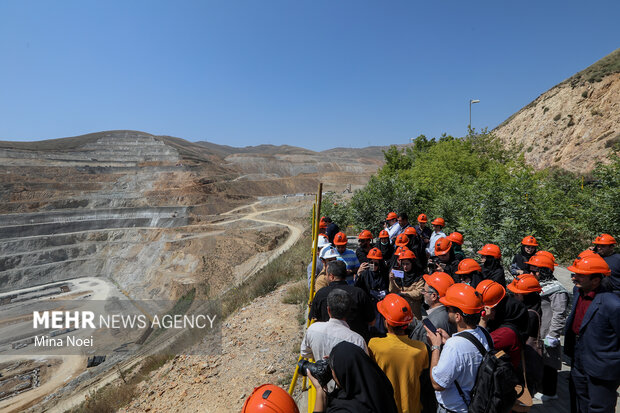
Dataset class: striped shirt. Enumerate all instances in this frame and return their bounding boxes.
[337,248,360,271]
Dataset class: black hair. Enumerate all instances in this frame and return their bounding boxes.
[398,212,408,221]
[327,289,352,319]
[327,260,347,279]
[451,306,481,327]
[323,217,333,223]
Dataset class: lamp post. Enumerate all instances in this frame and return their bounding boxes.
[469,99,480,130]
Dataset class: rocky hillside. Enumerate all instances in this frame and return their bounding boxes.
[493,48,620,173]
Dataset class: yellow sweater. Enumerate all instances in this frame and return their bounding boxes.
[369,333,429,413]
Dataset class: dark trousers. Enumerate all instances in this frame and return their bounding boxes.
[570,363,619,413]
[542,365,558,396]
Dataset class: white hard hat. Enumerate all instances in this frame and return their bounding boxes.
[317,236,330,248]
[320,246,340,260]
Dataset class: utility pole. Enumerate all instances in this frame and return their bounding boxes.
[469,99,480,130]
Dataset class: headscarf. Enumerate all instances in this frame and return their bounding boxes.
[327,341,398,413]
[487,295,529,336]
[512,245,537,272]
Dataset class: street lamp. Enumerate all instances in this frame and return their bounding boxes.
[469,99,480,130]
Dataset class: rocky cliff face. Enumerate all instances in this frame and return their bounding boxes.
[493,49,620,173]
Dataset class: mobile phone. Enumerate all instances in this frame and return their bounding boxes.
[370,263,376,271]
[392,269,404,279]
[423,318,437,334]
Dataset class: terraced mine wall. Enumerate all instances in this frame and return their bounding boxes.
[0,134,195,294]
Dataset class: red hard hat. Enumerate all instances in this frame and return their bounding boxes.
[398,249,416,261]
[477,244,501,259]
[386,212,398,221]
[593,233,617,245]
[455,258,482,275]
[319,221,327,229]
[521,236,539,247]
[395,233,409,247]
[333,232,348,246]
[535,250,558,266]
[367,247,383,260]
[404,227,418,237]
[446,232,464,245]
[525,254,555,270]
[434,237,453,256]
[379,230,389,239]
[475,280,506,308]
[423,272,455,297]
[417,214,428,223]
[431,217,445,227]
[507,274,542,294]
[567,253,611,276]
[439,284,484,314]
[242,384,300,413]
[394,246,409,257]
[358,230,373,240]
[377,293,414,327]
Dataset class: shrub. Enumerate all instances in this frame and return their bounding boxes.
[553,114,562,121]
[329,131,619,263]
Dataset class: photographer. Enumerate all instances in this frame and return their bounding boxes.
[306,341,398,413]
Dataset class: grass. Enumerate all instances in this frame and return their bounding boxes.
[67,354,174,413]
[220,231,311,319]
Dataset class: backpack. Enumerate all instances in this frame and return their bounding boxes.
[454,329,523,413]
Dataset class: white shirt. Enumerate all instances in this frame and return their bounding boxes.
[432,327,491,412]
[300,318,368,361]
[387,222,402,244]
[426,230,446,256]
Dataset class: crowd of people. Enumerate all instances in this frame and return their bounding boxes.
[243,212,620,413]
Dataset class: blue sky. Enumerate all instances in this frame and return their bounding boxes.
[1,1,618,150]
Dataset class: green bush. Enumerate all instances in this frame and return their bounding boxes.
[328,130,620,264]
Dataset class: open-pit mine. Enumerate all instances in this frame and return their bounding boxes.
[0,130,383,412]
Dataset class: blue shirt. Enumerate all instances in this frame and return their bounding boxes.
[337,248,360,271]
[432,327,491,412]
[427,231,446,257]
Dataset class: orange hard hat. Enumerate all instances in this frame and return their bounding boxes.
[395,233,409,247]
[507,274,542,294]
[446,232,464,245]
[358,230,373,240]
[431,217,445,227]
[593,233,617,245]
[475,280,506,308]
[333,232,348,246]
[319,221,327,229]
[398,249,416,261]
[417,213,428,223]
[377,293,414,327]
[478,244,501,259]
[242,384,300,413]
[521,236,539,247]
[578,250,597,258]
[434,237,453,256]
[404,227,418,237]
[379,230,389,239]
[367,247,383,260]
[423,272,455,297]
[535,250,558,266]
[394,246,409,257]
[455,258,482,275]
[567,253,611,276]
[525,254,555,270]
[439,283,484,314]
[386,212,398,221]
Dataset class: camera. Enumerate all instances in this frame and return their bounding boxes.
[298,359,332,388]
